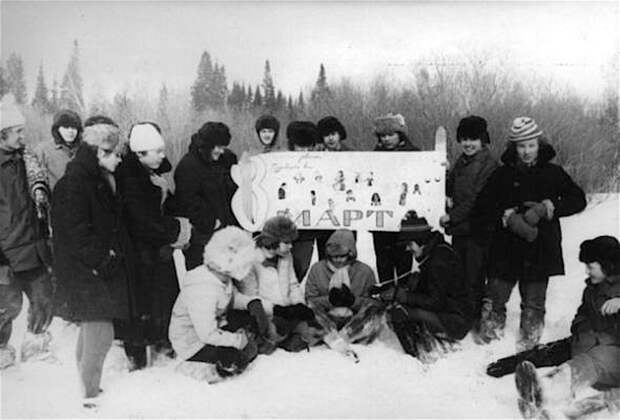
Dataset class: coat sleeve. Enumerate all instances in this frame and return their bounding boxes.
[550,166,587,218]
[351,264,379,312]
[406,255,451,311]
[174,160,218,235]
[305,264,332,312]
[470,166,504,234]
[449,156,498,225]
[120,175,180,247]
[570,286,591,335]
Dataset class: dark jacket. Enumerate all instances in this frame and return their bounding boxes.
[473,142,586,279]
[401,232,473,339]
[446,147,498,237]
[570,275,620,354]
[115,152,182,342]
[0,148,50,272]
[174,138,238,270]
[52,145,135,322]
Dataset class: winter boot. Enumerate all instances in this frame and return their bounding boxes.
[476,299,504,344]
[0,345,16,369]
[563,388,620,420]
[175,361,224,384]
[515,361,573,419]
[279,333,309,353]
[20,331,52,362]
[517,309,544,353]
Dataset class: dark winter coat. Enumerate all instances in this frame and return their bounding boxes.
[570,275,620,354]
[115,152,181,342]
[472,142,586,279]
[0,148,50,273]
[174,139,239,270]
[401,232,473,339]
[446,147,498,237]
[52,145,136,323]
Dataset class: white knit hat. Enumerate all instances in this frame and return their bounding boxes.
[509,117,543,142]
[129,123,165,152]
[0,94,25,130]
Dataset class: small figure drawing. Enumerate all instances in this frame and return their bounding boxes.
[327,198,335,211]
[399,182,409,206]
[345,189,355,202]
[354,172,361,183]
[412,183,422,195]
[310,190,317,206]
[278,183,287,200]
[371,192,381,206]
[366,172,374,187]
[333,170,345,191]
[314,171,323,182]
[294,172,305,184]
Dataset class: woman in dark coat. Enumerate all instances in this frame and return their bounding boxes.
[174,122,238,270]
[474,117,586,351]
[115,122,191,368]
[52,121,135,406]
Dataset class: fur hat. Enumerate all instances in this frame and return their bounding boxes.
[192,122,231,151]
[258,216,299,245]
[84,115,118,128]
[579,235,620,276]
[255,115,280,140]
[203,226,260,278]
[286,121,319,150]
[374,113,408,136]
[509,117,543,142]
[395,210,433,245]
[82,123,121,149]
[129,122,165,152]
[326,229,357,260]
[317,116,347,140]
[0,94,25,131]
[457,115,489,144]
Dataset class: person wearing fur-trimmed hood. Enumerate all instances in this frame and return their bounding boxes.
[169,226,261,383]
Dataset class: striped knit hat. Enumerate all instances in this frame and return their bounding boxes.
[509,117,543,142]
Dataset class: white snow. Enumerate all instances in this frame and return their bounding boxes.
[1,194,619,419]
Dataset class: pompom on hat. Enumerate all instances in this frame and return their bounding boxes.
[395,210,433,245]
[374,113,408,136]
[509,117,543,142]
[0,94,25,131]
[129,122,165,152]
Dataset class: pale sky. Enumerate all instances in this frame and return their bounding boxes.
[1,1,618,102]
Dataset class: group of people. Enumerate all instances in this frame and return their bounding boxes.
[1,91,618,416]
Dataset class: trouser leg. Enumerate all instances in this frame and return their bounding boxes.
[517,277,549,351]
[17,266,54,335]
[0,281,23,348]
[479,276,517,341]
[77,321,114,398]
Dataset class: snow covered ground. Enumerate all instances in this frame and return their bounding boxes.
[1,194,618,419]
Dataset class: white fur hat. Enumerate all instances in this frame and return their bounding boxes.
[0,94,25,131]
[129,123,165,152]
[203,226,262,278]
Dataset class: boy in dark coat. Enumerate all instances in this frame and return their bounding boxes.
[52,120,135,407]
[0,95,53,369]
[441,116,498,333]
[474,117,587,351]
[115,122,191,369]
[513,236,620,419]
[174,122,239,270]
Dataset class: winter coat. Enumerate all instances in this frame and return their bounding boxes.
[115,152,183,342]
[237,252,304,312]
[174,140,239,269]
[169,265,252,360]
[446,147,498,237]
[473,142,586,279]
[34,141,78,191]
[52,145,136,323]
[0,148,50,273]
[570,275,620,355]
[305,230,377,313]
[401,232,473,339]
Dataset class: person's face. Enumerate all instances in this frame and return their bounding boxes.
[275,241,293,257]
[516,139,539,165]
[323,132,341,151]
[0,125,25,151]
[137,148,166,170]
[97,145,122,173]
[328,253,349,269]
[380,132,400,150]
[259,128,276,146]
[585,262,606,284]
[460,138,483,156]
[59,126,78,143]
[211,145,226,161]
[405,240,424,257]
[294,144,312,152]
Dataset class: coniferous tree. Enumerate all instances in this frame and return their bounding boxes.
[191,51,213,112]
[50,79,60,113]
[211,63,228,109]
[6,53,27,104]
[262,59,276,112]
[157,83,170,131]
[0,66,8,98]
[32,64,52,112]
[60,40,84,111]
[310,63,331,114]
[275,89,285,113]
[253,85,263,110]
[246,84,253,109]
[287,95,296,120]
[297,91,305,115]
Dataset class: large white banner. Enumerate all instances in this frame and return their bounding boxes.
[231,127,447,232]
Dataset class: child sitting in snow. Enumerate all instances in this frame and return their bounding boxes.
[168,226,262,383]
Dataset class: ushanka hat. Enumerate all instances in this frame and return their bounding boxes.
[258,216,299,244]
[579,235,620,276]
[286,121,319,150]
[457,115,489,144]
[317,116,347,140]
[509,117,543,142]
[255,115,280,138]
[374,113,408,136]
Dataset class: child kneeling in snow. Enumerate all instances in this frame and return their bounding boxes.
[168,226,262,383]
[238,216,322,352]
[512,236,620,418]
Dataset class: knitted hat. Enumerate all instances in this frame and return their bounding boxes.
[509,117,543,142]
[203,226,260,277]
[579,235,620,276]
[374,113,408,136]
[129,123,165,152]
[395,210,433,244]
[255,115,280,139]
[286,121,319,150]
[317,116,347,140]
[259,216,299,244]
[0,94,25,130]
[457,115,489,144]
[191,121,231,151]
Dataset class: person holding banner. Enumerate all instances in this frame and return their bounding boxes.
[255,115,281,153]
[371,113,421,285]
[316,116,353,152]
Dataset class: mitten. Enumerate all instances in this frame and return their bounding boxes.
[506,212,538,242]
[292,303,316,321]
[329,284,355,307]
[247,299,269,336]
[171,217,192,249]
[523,201,547,226]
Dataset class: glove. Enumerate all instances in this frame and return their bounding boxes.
[523,201,547,226]
[329,284,355,307]
[247,299,269,336]
[273,303,315,321]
